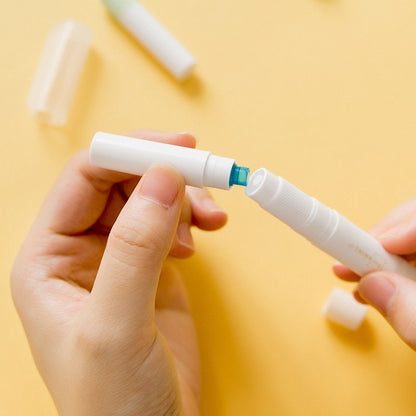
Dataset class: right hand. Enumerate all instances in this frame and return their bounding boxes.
[333,197,416,350]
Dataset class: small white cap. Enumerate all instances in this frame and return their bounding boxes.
[27,20,92,126]
[322,287,368,330]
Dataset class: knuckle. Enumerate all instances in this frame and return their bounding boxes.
[108,219,166,265]
[69,150,112,195]
[67,150,89,175]
[73,326,112,358]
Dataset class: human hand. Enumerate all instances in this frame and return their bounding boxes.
[11,130,227,416]
[333,197,416,349]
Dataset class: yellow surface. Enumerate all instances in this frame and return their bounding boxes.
[2,0,416,415]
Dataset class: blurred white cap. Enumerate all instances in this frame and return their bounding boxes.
[322,287,368,330]
[27,20,92,126]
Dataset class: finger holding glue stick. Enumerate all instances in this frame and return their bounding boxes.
[333,197,416,349]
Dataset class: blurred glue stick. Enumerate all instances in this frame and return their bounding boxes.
[102,0,196,81]
[27,20,92,126]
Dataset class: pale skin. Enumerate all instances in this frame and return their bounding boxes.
[11,130,227,416]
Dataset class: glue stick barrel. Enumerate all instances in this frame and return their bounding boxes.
[102,0,195,81]
[90,132,237,189]
[246,168,416,281]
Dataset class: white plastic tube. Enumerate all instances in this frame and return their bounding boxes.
[90,132,249,190]
[27,20,92,126]
[102,0,196,81]
[246,168,416,280]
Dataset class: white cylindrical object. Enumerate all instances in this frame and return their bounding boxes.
[102,0,196,81]
[27,20,92,126]
[322,287,368,330]
[90,132,236,189]
[246,168,416,281]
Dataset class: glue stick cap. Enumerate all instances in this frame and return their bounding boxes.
[27,20,92,126]
[102,0,195,81]
[321,287,368,330]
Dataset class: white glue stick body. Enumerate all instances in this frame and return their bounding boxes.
[246,168,416,280]
[90,132,249,190]
[102,0,196,81]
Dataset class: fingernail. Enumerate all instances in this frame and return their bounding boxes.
[202,197,225,214]
[352,289,367,305]
[139,166,180,208]
[177,131,199,140]
[358,273,396,315]
[176,223,194,251]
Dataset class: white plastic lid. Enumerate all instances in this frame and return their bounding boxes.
[322,287,368,330]
[27,20,92,126]
[102,0,195,81]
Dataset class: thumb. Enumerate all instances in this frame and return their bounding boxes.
[89,165,185,334]
[358,271,416,349]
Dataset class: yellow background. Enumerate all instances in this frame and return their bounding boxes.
[2,0,416,415]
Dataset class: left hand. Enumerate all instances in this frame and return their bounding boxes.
[11,130,227,415]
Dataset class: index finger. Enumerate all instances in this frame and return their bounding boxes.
[368,197,416,237]
[37,131,196,235]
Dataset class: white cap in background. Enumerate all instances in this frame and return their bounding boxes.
[322,287,368,330]
[27,20,92,126]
